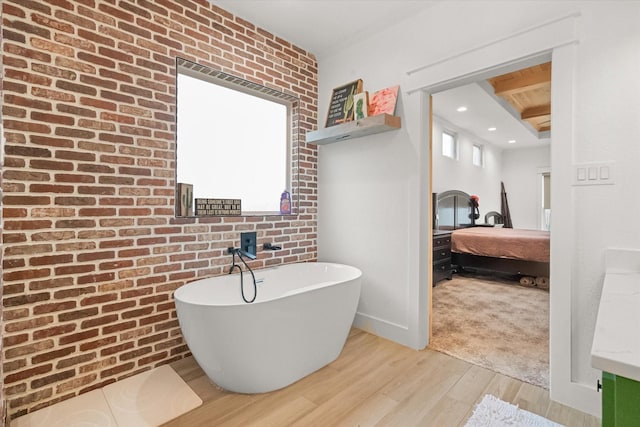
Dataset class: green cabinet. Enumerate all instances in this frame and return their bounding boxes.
[602,371,640,426]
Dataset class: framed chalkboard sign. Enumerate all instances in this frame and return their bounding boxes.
[325,79,363,127]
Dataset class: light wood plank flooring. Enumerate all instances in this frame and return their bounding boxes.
[163,329,600,427]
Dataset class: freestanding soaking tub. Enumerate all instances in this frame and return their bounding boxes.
[174,262,362,393]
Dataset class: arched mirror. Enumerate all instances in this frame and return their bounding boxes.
[175,57,299,217]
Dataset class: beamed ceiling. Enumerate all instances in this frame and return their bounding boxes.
[487,62,552,133]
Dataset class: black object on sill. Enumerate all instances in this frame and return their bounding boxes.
[263,242,281,251]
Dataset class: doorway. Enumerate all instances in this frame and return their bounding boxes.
[411,12,593,413]
[428,59,552,389]
[539,170,551,231]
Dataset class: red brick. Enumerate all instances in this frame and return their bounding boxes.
[5,340,55,360]
[33,301,76,315]
[55,219,96,228]
[102,301,136,313]
[30,254,74,266]
[58,307,99,322]
[101,341,135,357]
[8,389,54,410]
[4,243,52,256]
[57,352,97,369]
[3,334,29,347]
[3,268,51,282]
[59,328,100,345]
[56,373,98,394]
[80,336,117,352]
[32,346,75,364]
[33,324,77,340]
[81,294,118,306]
[5,364,53,385]
[4,293,50,307]
[138,332,168,346]
[54,264,95,275]
[30,277,74,290]
[29,184,75,194]
[122,307,153,319]
[78,28,115,47]
[100,362,136,379]
[77,272,115,285]
[139,352,169,366]
[31,369,76,389]
[4,195,51,206]
[120,347,152,361]
[30,135,74,148]
[55,9,97,30]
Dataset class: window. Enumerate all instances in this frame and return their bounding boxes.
[472,144,484,167]
[176,58,298,216]
[442,131,457,159]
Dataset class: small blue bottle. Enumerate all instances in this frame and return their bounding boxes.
[280,190,291,215]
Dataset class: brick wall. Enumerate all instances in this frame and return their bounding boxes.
[1,11,5,423]
[1,0,318,419]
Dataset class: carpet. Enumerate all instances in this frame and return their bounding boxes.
[465,394,563,427]
[430,274,549,388]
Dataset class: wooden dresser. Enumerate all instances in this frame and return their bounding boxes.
[433,230,453,285]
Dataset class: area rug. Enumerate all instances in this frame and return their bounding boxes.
[465,394,563,427]
[102,365,202,426]
[430,274,549,388]
[12,365,202,427]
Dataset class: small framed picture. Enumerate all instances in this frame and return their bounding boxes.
[353,91,369,120]
[369,85,399,116]
[325,79,363,127]
[177,183,193,216]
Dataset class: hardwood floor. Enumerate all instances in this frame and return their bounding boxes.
[163,329,600,427]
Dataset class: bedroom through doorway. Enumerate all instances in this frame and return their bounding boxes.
[428,60,552,389]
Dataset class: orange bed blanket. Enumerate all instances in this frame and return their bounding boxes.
[451,227,550,263]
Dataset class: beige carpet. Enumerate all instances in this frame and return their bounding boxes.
[430,274,549,389]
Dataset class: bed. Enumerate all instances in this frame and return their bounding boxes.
[434,190,550,278]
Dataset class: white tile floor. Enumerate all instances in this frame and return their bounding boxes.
[12,365,202,427]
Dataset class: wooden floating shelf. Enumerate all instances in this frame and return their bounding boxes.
[306,114,401,145]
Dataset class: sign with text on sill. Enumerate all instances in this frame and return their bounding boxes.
[195,198,241,216]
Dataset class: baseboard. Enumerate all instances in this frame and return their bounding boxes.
[550,379,601,417]
[353,312,413,348]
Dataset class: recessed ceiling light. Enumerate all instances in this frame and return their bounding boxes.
[456,106,467,112]
[488,127,497,131]
[508,139,516,144]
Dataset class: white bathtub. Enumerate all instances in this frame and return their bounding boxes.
[173,262,362,393]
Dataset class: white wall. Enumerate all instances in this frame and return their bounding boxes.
[432,117,503,222]
[317,0,640,415]
[502,146,550,230]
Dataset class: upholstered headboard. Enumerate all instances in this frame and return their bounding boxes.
[434,190,476,230]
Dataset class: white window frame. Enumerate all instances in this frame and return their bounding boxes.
[442,130,457,159]
[472,143,484,167]
[176,58,299,216]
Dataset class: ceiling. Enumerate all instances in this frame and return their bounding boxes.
[433,62,551,150]
[210,1,440,58]
[488,62,552,133]
[210,1,551,151]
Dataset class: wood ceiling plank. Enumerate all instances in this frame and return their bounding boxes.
[490,64,551,97]
[521,105,551,120]
[488,61,552,133]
